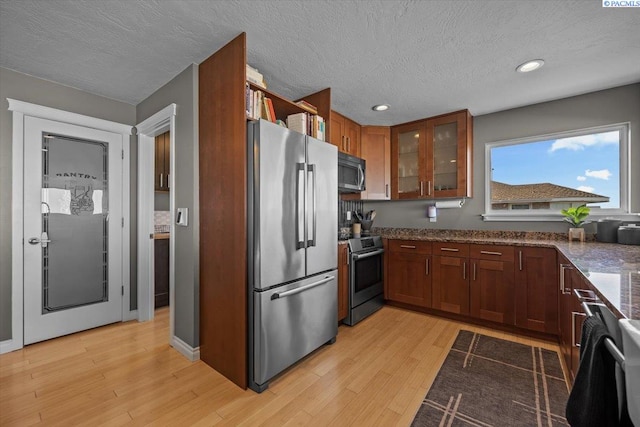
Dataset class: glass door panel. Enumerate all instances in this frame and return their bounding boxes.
[397,130,420,194]
[41,134,109,312]
[432,121,458,193]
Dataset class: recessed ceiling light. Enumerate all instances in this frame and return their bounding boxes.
[414,133,420,138]
[372,104,390,111]
[516,59,545,73]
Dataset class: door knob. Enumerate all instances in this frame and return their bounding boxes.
[28,232,52,247]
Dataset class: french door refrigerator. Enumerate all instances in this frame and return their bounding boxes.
[247,119,338,392]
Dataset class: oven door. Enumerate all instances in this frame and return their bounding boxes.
[350,248,384,307]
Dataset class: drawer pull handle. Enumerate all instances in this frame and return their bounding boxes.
[441,248,459,252]
[400,245,416,249]
[571,311,587,348]
[480,250,502,256]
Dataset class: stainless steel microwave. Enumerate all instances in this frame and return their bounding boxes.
[338,152,366,193]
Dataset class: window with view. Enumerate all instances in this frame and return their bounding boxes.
[485,124,629,219]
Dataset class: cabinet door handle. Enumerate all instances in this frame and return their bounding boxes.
[463,262,466,280]
[347,137,351,152]
[559,263,572,294]
[400,245,416,249]
[385,184,389,198]
[159,173,163,188]
[480,250,502,256]
[420,181,424,196]
[473,262,476,281]
[341,136,345,151]
[425,258,429,276]
[441,248,459,252]
[427,180,431,196]
[518,251,522,271]
[167,173,170,189]
[572,311,587,347]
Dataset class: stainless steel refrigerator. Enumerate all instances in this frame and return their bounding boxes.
[247,119,338,393]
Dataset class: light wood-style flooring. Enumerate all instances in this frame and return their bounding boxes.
[0,306,564,426]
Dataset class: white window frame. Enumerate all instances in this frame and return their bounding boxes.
[483,123,632,222]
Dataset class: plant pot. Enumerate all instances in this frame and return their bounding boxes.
[568,227,585,242]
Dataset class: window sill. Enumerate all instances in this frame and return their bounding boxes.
[482,212,640,222]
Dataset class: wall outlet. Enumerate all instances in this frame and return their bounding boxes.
[346,211,352,221]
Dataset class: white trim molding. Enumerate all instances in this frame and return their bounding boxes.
[483,122,632,221]
[135,104,177,350]
[171,335,200,362]
[3,99,133,354]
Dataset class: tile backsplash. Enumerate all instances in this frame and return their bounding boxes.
[154,211,171,233]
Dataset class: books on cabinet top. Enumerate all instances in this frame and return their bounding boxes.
[246,64,267,89]
[286,113,325,141]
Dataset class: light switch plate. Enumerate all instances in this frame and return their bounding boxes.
[176,208,188,227]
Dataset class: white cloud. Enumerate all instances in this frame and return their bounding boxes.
[585,169,612,180]
[549,131,618,152]
[576,176,586,181]
[577,186,595,193]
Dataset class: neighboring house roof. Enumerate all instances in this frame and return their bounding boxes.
[491,181,610,204]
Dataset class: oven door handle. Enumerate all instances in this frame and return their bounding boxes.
[271,275,335,300]
[352,248,385,261]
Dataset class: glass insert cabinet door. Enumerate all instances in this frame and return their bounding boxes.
[41,134,109,311]
[392,122,426,199]
[23,116,124,345]
[427,111,471,198]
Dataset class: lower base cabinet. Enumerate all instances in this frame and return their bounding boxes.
[154,238,169,308]
[387,241,432,308]
[387,240,559,335]
[558,257,588,382]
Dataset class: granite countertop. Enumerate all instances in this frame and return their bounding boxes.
[374,227,640,320]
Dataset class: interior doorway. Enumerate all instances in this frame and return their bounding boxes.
[135,104,177,347]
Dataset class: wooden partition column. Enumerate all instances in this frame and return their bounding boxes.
[199,33,248,389]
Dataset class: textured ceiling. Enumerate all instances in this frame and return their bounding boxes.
[1,0,639,125]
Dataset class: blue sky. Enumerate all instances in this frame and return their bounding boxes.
[491,131,620,208]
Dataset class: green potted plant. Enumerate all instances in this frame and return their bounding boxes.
[561,205,590,242]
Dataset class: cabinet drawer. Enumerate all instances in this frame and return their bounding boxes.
[389,240,432,254]
[470,244,514,262]
[433,242,469,257]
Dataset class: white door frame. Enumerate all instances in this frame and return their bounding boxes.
[135,104,176,345]
[2,98,132,354]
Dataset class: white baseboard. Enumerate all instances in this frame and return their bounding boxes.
[171,335,200,362]
[0,338,22,354]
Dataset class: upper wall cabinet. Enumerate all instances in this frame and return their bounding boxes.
[330,110,360,157]
[360,126,391,200]
[155,131,170,192]
[391,110,473,199]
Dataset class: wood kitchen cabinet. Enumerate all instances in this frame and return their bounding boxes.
[557,256,591,382]
[469,245,515,325]
[432,242,470,315]
[387,240,432,307]
[154,238,170,308]
[391,110,472,200]
[338,244,349,322]
[360,126,391,200]
[330,110,360,156]
[155,131,170,191]
[514,247,558,334]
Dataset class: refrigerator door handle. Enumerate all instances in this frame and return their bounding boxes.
[271,275,335,300]
[307,164,317,247]
[296,163,305,249]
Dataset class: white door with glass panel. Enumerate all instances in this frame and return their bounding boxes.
[23,116,123,345]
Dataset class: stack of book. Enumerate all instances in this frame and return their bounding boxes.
[246,64,267,89]
[246,84,276,122]
[286,112,325,141]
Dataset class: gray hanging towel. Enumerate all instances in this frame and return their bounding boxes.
[566,315,632,426]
